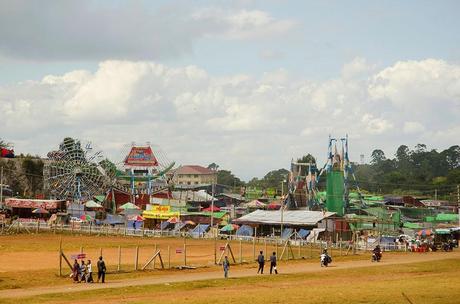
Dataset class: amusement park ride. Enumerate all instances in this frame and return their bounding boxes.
[44,139,175,208]
[115,142,175,204]
[286,135,363,215]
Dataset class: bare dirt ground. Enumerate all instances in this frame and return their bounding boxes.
[1,248,458,299]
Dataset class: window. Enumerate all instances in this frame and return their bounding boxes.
[187,182,191,185]
[194,174,199,178]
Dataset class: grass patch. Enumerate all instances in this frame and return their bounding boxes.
[4,258,460,304]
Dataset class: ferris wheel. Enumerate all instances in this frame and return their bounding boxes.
[43,138,116,202]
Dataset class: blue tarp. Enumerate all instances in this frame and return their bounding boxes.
[174,222,186,231]
[236,225,253,236]
[160,221,171,230]
[127,220,143,230]
[281,228,293,239]
[190,224,210,237]
[104,214,124,225]
[298,229,311,239]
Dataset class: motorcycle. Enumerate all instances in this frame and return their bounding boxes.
[371,252,382,262]
[320,253,332,267]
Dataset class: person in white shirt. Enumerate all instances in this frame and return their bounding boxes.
[86,260,94,283]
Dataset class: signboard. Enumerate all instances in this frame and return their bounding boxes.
[152,205,171,213]
[124,146,158,167]
[4,198,64,210]
[71,253,87,260]
[219,246,226,251]
[175,248,183,254]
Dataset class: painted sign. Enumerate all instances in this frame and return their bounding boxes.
[152,205,171,213]
[124,146,158,167]
[71,253,87,259]
[219,246,226,251]
[175,248,183,254]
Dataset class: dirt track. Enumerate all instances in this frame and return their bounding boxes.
[1,250,458,299]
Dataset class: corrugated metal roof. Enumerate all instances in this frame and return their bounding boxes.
[233,209,336,226]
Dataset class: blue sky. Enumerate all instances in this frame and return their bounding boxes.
[1,0,459,179]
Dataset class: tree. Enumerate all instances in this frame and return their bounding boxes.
[207,163,219,171]
[371,149,386,165]
[217,170,244,187]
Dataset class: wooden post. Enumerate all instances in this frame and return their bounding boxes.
[117,246,121,272]
[239,239,242,264]
[214,234,217,265]
[80,246,83,254]
[36,219,39,233]
[99,248,102,257]
[59,237,62,277]
[264,238,267,261]
[252,236,256,261]
[153,244,157,269]
[183,236,187,266]
[167,245,171,269]
[134,246,139,270]
[339,238,342,256]
[298,240,301,259]
[275,241,278,258]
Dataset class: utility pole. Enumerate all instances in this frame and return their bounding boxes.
[210,168,217,233]
[0,166,3,207]
[457,184,459,228]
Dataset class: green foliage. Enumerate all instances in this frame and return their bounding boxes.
[216,169,244,187]
[247,168,289,190]
[356,144,460,198]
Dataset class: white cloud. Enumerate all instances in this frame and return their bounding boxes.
[1,58,459,179]
[403,121,425,134]
[0,2,296,61]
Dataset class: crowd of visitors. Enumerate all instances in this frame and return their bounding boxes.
[71,256,106,283]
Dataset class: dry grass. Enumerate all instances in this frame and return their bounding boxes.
[3,258,460,304]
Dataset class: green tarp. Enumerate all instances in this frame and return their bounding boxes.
[435,213,459,222]
[403,222,422,229]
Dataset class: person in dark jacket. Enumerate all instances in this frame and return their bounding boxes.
[97,256,106,283]
[223,256,230,278]
[257,251,265,274]
[270,252,278,274]
[72,259,79,283]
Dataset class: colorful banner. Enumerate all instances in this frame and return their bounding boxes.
[124,146,158,167]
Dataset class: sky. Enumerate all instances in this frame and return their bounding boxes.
[1,0,460,180]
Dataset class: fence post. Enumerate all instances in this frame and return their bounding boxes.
[59,237,62,277]
[214,234,217,265]
[264,238,267,261]
[117,246,121,272]
[340,238,342,256]
[168,245,171,269]
[252,236,256,261]
[153,244,157,269]
[134,246,139,271]
[183,236,187,266]
[239,239,242,264]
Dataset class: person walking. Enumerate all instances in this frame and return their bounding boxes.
[223,256,230,278]
[257,251,265,274]
[86,259,94,283]
[270,252,278,274]
[72,259,79,283]
[80,260,87,283]
[97,256,106,283]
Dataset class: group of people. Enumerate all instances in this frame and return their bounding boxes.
[72,256,106,283]
[222,250,279,278]
[257,251,278,275]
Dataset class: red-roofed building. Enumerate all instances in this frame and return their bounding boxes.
[173,165,217,186]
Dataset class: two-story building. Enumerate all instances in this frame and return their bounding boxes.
[174,165,217,186]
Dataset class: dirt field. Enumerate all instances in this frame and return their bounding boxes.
[0,233,318,272]
[1,233,459,303]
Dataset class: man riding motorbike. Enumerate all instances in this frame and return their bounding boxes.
[372,245,382,262]
[320,249,332,267]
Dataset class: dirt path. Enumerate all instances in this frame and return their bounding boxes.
[1,251,458,299]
